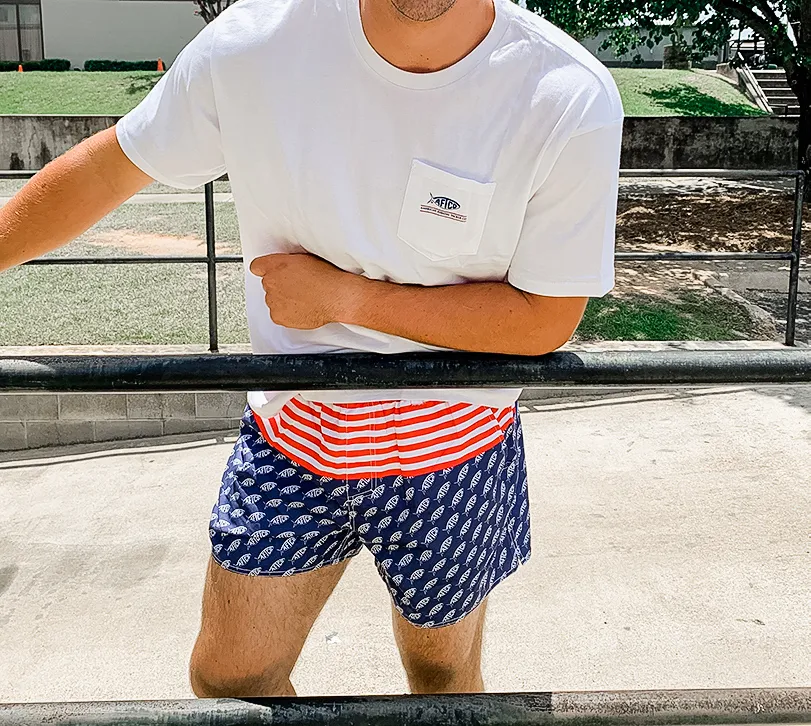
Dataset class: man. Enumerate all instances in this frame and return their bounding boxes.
[0,0,622,696]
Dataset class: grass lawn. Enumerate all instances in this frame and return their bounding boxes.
[611,69,764,117]
[576,291,756,342]
[0,201,248,346]
[0,68,762,116]
[0,257,250,346]
[0,263,759,345]
[0,71,161,115]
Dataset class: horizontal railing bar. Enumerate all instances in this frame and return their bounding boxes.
[1,688,810,726]
[0,170,36,179]
[1,351,811,392]
[616,252,795,261]
[21,252,796,266]
[2,169,802,181]
[22,256,243,265]
[619,169,802,178]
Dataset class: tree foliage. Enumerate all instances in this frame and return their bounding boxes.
[193,0,238,23]
[526,1,809,78]
[522,0,626,40]
[526,0,811,170]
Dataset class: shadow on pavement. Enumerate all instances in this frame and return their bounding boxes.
[0,430,236,469]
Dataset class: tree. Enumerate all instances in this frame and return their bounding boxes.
[193,0,238,23]
[522,0,625,40]
[525,0,811,177]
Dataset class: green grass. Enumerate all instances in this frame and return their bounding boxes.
[0,71,162,115]
[0,68,763,116]
[0,259,250,346]
[69,200,241,252]
[611,69,765,117]
[0,271,756,346]
[0,200,247,346]
[576,292,755,341]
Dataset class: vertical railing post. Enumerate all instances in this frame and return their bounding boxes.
[204,182,219,353]
[15,4,23,66]
[786,171,805,347]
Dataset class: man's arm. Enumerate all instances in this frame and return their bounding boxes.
[346,276,587,356]
[250,253,587,357]
[0,127,153,272]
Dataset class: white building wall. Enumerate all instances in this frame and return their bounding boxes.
[582,27,722,66]
[41,0,204,69]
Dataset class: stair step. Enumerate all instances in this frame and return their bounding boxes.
[758,79,792,89]
[765,95,799,104]
[771,104,801,116]
[752,70,787,77]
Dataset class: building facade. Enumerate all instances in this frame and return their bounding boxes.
[0,0,43,63]
[1,0,720,70]
[1,0,202,68]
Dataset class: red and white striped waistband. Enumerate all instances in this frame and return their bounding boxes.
[252,398,515,480]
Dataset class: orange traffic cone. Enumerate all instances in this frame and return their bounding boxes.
[17,64,23,72]
[157,58,165,72]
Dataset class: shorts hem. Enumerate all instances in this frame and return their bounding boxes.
[210,547,361,577]
[394,546,532,629]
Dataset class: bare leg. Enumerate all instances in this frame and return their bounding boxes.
[391,598,488,694]
[190,557,349,697]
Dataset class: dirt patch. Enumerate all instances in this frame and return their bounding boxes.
[86,230,208,256]
[617,191,808,254]
[610,186,806,341]
[615,262,706,299]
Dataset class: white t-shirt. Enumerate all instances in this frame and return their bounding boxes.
[116,0,624,418]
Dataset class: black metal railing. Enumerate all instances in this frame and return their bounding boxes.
[2,349,811,392]
[1,688,810,726]
[2,169,805,348]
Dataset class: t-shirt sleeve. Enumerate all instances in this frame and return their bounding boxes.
[507,121,623,298]
[115,22,226,189]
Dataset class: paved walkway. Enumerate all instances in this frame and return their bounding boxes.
[1,385,809,701]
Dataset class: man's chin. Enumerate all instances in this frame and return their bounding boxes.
[388,0,458,22]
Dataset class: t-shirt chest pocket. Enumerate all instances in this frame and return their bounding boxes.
[397,159,496,262]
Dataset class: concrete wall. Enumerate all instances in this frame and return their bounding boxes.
[0,391,245,450]
[622,116,799,170]
[0,115,800,172]
[41,0,204,69]
[0,115,117,170]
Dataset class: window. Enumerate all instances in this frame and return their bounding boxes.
[0,0,42,63]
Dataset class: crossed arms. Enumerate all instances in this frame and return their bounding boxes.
[0,128,587,356]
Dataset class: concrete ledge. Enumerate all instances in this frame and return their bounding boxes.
[0,341,797,451]
[0,391,244,451]
[2,116,799,171]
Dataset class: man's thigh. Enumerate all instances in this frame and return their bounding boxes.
[191,556,348,691]
[392,597,488,692]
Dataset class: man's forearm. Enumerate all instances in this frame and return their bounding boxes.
[0,127,152,271]
[338,276,587,356]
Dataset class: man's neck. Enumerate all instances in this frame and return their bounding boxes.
[359,0,496,74]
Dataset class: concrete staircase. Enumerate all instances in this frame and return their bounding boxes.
[752,69,800,117]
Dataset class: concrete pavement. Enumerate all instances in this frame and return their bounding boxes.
[1,385,809,701]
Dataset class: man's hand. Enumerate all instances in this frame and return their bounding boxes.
[250,253,363,330]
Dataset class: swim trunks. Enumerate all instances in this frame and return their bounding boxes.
[209,400,531,628]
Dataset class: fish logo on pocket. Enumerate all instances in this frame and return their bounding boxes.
[420,193,468,223]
